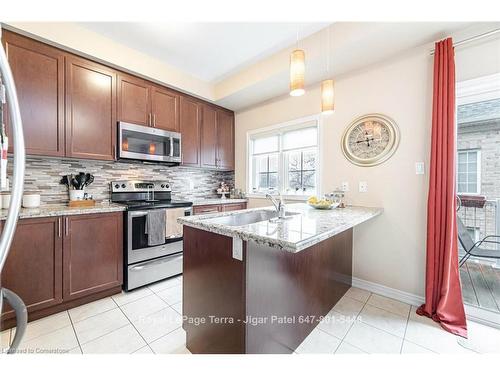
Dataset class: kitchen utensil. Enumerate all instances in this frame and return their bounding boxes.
[22,192,40,208]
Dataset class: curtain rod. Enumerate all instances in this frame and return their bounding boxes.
[430,28,500,55]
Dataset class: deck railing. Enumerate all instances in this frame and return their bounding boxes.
[458,197,500,266]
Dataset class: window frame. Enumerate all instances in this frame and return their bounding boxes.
[457,149,481,195]
[246,115,322,200]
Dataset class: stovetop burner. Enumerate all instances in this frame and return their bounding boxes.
[110,180,192,210]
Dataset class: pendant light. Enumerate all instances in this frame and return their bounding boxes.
[290,30,305,97]
[321,26,335,114]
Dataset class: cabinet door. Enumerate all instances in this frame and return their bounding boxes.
[201,105,218,168]
[1,217,63,320]
[63,212,123,301]
[152,86,179,131]
[2,31,65,157]
[180,96,201,167]
[65,56,116,160]
[117,74,151,126]
[216,109,235,170]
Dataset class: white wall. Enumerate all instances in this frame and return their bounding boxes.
[235,47,433,296]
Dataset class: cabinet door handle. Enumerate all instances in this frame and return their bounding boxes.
[65,217,69,237]
[148,113,152,127]
[58,217,61,238]
[153,114,156,127]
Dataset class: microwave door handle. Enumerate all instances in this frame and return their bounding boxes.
[170,137,174,157]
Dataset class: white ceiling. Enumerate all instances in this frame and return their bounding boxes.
[79,22,329,82]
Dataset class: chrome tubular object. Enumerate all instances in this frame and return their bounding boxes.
[0,26,27,354]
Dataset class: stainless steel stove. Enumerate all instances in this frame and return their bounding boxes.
[111,180,193,291]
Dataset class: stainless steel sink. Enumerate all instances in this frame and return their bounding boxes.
[204,210,299,227]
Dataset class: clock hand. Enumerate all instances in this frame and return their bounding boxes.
[354,137,375,144]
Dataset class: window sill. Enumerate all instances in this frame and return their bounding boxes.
[246,193,310,201]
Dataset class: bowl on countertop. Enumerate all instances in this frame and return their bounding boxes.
[307,196,340,210]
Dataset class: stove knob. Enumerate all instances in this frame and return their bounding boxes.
[121,184,126,188]
[165,184,170,189]
[114,184,120,189]
[161,184,165,188]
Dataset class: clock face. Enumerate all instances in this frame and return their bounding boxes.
[341,114,400,167]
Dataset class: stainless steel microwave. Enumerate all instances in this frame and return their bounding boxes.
[118,121,181,164]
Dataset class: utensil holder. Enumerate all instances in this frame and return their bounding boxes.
[69,190,85,201]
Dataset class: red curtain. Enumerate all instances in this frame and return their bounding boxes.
[416,38,467,338]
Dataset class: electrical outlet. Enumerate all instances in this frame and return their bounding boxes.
[415,162,425,175]
[232,237,243,261]
[359,181,368,193]
[341,181,349,192]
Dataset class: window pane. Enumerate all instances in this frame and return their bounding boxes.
[458,172,467,183]
[302,171,316,191]
[303,150,316,170]
[253,135,279,154]
[458,183,467,193]
[468,152,477,163]
[259,173,268,189]
[287,171,302,192]
[286,151,301,171]
[468,182,477,193]
[268,154,279,172]
[268,172,278,190]
[458,152,467,163]
[283,127,317,150]
[258,155,268,172]
[457,163,467,174]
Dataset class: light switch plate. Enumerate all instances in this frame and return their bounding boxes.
[341,181,349,192]
[232,237,243,261]
[415,162,425,175]
[359,181,368,193]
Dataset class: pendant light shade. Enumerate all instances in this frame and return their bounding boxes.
[321,79,335,114]
[289,49,305,97]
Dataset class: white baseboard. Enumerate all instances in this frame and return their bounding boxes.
[351,276,500,330]
[351,277,425,307]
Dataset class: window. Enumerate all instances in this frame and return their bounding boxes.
[248,117,320,197]
[457,149,481,194]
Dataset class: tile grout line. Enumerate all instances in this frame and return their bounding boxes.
[317,292,372,352]
[399,302,412,353]
[65,310,82,353]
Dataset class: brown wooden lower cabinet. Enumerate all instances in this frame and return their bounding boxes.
[0,217,63,321]
[63,213,123,301]
[1,212,123,329]
[193,202,247,215]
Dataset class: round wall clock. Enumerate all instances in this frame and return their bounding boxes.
[341,114,400,167]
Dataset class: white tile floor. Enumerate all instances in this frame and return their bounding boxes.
[2,282,499,354]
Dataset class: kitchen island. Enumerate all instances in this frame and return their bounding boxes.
[178,203,382,354]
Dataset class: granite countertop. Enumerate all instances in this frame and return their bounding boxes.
[191,198,248,206]
[0,202,126,220]
[178,203,383,252]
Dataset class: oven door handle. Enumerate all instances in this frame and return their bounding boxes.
[129,211,149,218]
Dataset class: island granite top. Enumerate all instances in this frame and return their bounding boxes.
[178,203,383,252]
[0,202,126,220]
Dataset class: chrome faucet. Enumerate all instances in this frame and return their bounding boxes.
[266,193,286,219]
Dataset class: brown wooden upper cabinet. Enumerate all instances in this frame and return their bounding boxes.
[188,102,235,170]
[2,30,65,157]
[201,104,218,168]
[216,109,235,170]
[65,55,117,161]
[118,74,180,132]
[180,96,202,167]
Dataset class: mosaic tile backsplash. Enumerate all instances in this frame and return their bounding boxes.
[8,157,235,204]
